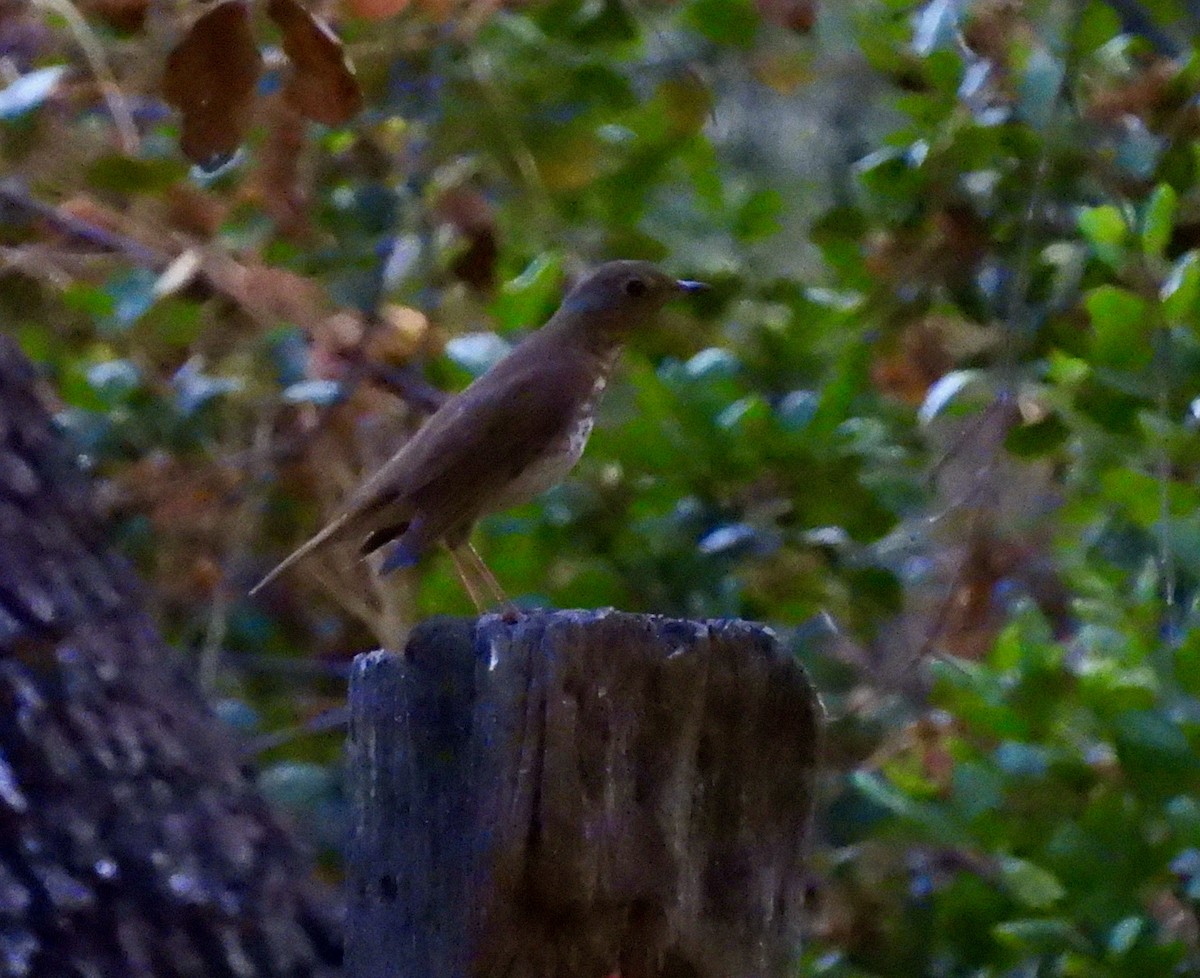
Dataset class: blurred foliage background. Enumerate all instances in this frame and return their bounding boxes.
[4,0,1200,972]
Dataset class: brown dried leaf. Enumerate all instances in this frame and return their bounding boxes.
[755,0,817,32]
[77,0,149,32]
[343,0,411,22]
[163,1,263,171]
[244,94,312,238]
[267,0,362,126]
[220,260,328,330]
[870,320,953,406]
[435,186,498,292]
[56,194,124,237]
[962,0,1033,65]
[165,184,228,238]
[1084,58,1177,123]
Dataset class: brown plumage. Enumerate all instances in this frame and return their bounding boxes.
[251,260,706,606]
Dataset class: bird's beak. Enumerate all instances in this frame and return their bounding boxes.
[675,279,710,294]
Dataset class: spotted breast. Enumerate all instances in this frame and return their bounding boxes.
[483,361,611,514]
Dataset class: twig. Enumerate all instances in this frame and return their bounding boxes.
[0,179,169,268]
[232,655,353,679]
[0,244,74,287]
[245,705,349,755]
[468,49,555,221]
[307,560,382,637]
[30,0,139,155]
[359,359,448,414]
[910,3,1087,673]
[199,413,277,692]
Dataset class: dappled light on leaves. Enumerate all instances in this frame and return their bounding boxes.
[163,1,262,171]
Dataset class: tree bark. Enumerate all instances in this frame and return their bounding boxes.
[0,335,342,977]
[348,611,821,978]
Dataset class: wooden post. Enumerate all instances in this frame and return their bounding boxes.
[347,610,821,978]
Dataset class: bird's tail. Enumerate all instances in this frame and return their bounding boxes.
[248,512,353,596]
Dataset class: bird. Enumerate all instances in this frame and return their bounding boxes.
[250,259,708,611]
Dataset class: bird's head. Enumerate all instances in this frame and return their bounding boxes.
[556,260,707,344]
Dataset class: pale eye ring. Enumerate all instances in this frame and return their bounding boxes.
[624,278,648,298]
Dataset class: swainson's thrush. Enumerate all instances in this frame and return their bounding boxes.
[250,260,707,609]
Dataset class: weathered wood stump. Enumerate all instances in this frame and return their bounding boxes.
[347,610,821,978]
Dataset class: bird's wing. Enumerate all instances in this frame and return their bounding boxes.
[250,345,594,594]
[361,350,596,544]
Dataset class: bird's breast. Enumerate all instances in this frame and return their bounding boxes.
[485,369,609,512]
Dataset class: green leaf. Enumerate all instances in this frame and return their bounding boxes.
[733,189,783,242]
[950,762,1004,820]
[998,855,1066,909]
[850,771,967,846]
[1046,350,1089,386]
[564,0,637,44]
[683,0,758,48]
[1072,377,1144,434]
[61,282,117,319]
[1100,468,1198,526]
[1161,250,1200,324]
[1113,710,1200,791]
[993,918,1091,954]
[1005,414,1069,458]
[1175,628,1200,697]
[1084,285,1151,369]
[1016,47,1065,130]
[855,147,922,221]
[1108,916,1144,957]
[147,299,204,348]
[1078,204,1128,267]
[492,254,564,332]
[103,269,160,334]
[15,324,54,364]
[1141,184,1176,258]
[86,156,186,195]
[1076,0,1123,53]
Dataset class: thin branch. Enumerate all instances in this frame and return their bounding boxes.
[0,179,169,268]
[30,0,139,154]
[359,358,448,414]
[245,705,349,755]
[911,2,1088,674]
[233,655,353,679]
[199,413,277,692]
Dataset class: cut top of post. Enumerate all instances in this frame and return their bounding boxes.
[348,610,822,978]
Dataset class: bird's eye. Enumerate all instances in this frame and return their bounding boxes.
[624,278,648,298]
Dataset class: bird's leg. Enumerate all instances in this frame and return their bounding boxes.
[446,546,488,615]
[457,542,521,622]
[463,541,509,605]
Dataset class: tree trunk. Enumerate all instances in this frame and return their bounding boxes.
[0,335,342,977]
[348,611,821,978]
